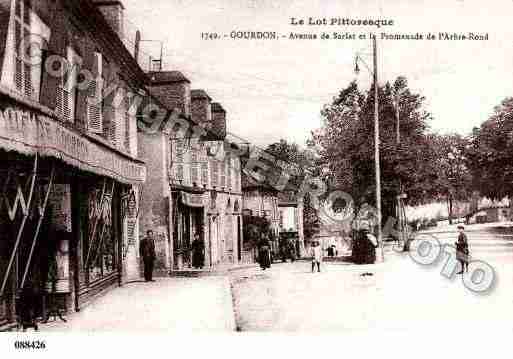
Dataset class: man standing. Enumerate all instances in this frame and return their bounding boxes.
[140,230,156,282]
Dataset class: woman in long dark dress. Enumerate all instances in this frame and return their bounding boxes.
[191,233,205,269]
[258,233,271,270]
[455,225,470,274]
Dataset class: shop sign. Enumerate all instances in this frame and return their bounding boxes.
[47,184,72,232]
[181,191,206,208]
[0,106,146,184]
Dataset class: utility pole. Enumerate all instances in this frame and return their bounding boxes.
[395,93,402,246]
[373,35,384,262]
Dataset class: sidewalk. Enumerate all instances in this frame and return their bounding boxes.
[39,276,236,332]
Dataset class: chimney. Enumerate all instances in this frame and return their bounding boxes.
[211,102,227,139]
[148,71,191,117]
[92,1,125,39]
[191,89,212,127]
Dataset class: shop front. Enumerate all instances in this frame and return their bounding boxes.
[0,95,145,330]
[171,190,207,270]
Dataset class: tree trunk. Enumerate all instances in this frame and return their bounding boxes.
[448,195,453,225]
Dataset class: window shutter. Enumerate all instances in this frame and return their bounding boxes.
[190,150,199,183]
[76,39,95,131]
[40,2,68,109]
[102,61,118,144]
[220,159,226,187]
[124,98,131,152]
[211,160,219,187]
[14,21,22,90]
[87,52,102,133]
[226,156,232,190]
[201,162,208,186]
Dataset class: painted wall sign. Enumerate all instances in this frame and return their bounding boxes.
[47,184,72,233]
[0,105,146,184]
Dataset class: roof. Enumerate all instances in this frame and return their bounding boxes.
[211,102,225,113]
[148,71,191,84]
[191,89,212,101]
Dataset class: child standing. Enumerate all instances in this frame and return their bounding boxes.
[311,241,322,272]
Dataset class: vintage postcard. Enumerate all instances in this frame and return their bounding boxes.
[0,0,512,356]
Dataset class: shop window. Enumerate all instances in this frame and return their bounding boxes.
[85,185,117,283]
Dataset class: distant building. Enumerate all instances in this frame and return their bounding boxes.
[278,191,305,257]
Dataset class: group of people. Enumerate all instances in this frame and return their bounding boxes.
[139,230,206,282]
[140,224,471,280]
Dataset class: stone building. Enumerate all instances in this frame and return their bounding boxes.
[278,191,305,257]
[0,0,147,330]
[138,71,245,271]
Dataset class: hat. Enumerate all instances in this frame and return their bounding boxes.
[457,225,465,230]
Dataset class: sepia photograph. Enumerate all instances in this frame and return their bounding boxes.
[0,0,512,356]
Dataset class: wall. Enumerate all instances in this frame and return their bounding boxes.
[137,132,171,272]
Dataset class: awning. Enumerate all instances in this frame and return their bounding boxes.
[181,191,207,208]
[0,90,146,184]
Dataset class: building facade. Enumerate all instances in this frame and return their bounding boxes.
[138,71,245,271]
[278,191,305,257]
[0,0,147,330]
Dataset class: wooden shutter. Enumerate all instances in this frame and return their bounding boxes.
[201,162,208,186]
[211,159,219,187]
[190,149,199,183]
[40,1,68,109]
[87,52,102,133]
[75,39,96,131]
[124,100,131,152]
[0,0,12,71]
[227,157,232,190]
[220,158,226,187]
[102,60,118,144]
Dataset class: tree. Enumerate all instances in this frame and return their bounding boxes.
[467,97,513,200]
[313,77,438,223]
[263,139,321,240]
[430,134,473,224]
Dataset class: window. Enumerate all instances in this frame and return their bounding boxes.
[6,0,50,101]
[87,52,103,133]
[191,149,199,183]
[56,47,82,123]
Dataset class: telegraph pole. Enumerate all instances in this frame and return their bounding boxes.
[373,35,384,262]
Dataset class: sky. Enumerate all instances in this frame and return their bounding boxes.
[122,0,513,148]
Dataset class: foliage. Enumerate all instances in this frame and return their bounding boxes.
[263,139,321,239]
[312,77,438,220]
[242,215,271,249]
[467,97,513,200]
[429,133,473,222]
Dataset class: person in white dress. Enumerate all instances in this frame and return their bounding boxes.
[311,240,323,272]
